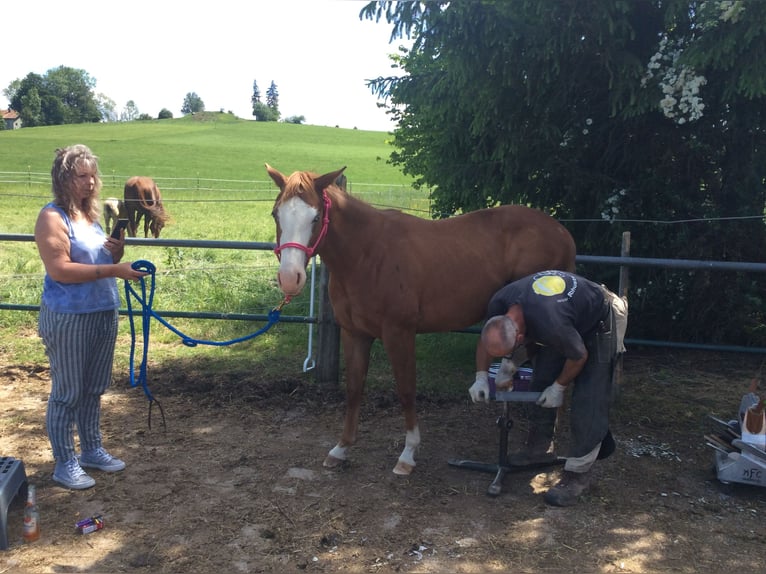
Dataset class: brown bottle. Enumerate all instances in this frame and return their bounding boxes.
[745,399,765,434]
[743,378,765,434]
[22,484,40,543]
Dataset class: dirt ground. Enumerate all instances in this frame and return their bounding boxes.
[1,348,765,574]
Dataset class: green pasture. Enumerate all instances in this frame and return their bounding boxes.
[0,115,478,396]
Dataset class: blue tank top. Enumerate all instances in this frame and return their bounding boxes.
[40,203,120,313]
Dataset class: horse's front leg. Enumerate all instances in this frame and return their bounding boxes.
[381,328,419,475]
[324,329,373,469]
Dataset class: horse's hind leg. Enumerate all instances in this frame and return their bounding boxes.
[381,328,419,475]
[324,330,373,469]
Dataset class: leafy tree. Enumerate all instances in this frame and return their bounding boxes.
[362,0,766,346]
[284,115,305,125]
[120,100,139,122]
[2,79,21,107]
[181,92,205,114]
[19,86,43,127]
[252,101,279,122]
[95,93,117,122]
[158,108,173,119]
[9,67,101,125]
[266,81,280,118]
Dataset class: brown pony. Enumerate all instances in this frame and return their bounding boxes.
[123,176,169,238]
[267,164,576,475]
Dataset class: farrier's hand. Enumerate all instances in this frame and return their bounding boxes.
[536,382,567,408]
[469,371,490,403]
[494,357,518,389]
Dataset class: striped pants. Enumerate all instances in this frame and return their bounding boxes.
[38,303,119,462]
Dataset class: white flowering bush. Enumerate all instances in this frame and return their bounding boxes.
[642,1,747,125]
[601,188,627,222]
[643,36,707,124]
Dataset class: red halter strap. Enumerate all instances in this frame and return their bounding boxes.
[273,188,332,261]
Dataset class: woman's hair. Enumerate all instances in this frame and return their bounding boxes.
[50,144,103,222]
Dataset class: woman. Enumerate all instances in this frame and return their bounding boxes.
[35,144,148,490]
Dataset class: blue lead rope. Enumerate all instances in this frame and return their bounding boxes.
[123,259,285,428]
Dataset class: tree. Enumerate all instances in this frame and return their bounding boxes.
[181,92,205,114]
[252,101,279,122]
[362,1,766,346]
[9,66,102,125]
[95,93,117,122]
[19,86,43,127]
[284,115,306,125]
[158,108,173,119]
[2,79,21,107]
[251,79,262,117]
[120,100,139,122]
[266,81,280,119]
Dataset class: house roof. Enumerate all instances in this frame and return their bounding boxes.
[3,108,19,120]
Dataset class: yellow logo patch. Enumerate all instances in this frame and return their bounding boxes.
[532,275,566,297]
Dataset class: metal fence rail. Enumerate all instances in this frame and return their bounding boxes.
[3,233,766,360]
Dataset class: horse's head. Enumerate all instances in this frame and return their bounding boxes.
[266,163,346,297]
[148,212,166,238]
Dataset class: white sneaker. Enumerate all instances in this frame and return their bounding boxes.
[53,457,96,490]
[80,447,126,472]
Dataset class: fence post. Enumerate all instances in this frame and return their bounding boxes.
[314,171,346,386]
[613,231,631,401]
[316,262,340,385]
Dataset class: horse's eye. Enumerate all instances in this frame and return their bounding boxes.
[313,215,320,224]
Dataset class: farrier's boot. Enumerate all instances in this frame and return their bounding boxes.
[543,470,592,507]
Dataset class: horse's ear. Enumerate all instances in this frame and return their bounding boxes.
[315,166,347,192]
[265,163,286,189]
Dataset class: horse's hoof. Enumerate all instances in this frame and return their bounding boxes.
[323,454,345,469]
[393,460,414,475]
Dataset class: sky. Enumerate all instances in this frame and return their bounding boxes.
[1,0,410,132]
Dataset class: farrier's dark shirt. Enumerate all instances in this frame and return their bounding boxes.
[485,270,605,360]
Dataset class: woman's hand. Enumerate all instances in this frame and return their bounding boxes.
[114,261,149,281]
[104,235,125,262]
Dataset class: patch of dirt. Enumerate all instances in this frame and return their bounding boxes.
[1,349,765,573]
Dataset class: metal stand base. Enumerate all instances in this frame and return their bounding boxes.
[0,457,27,550]
[449,398,564,496]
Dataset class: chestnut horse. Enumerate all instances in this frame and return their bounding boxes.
[124,176,169,238]
[266,164,576,475]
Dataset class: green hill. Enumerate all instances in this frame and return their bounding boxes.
[0,112,411,185]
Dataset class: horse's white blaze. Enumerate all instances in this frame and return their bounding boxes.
[276,196,318,295]
[398,426,421,467]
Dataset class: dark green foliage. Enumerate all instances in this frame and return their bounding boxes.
[284,115,305,125]
[158,108,173,120]
[362,0,766,346]
[10,66,101,126]
[252,101,279,122]
[181,92,205,114]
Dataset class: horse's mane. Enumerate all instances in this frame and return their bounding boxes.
[283,170,317,197]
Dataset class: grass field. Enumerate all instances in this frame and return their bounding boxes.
[0,114,478,394]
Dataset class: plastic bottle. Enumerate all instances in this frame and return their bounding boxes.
[22,484,40,543]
